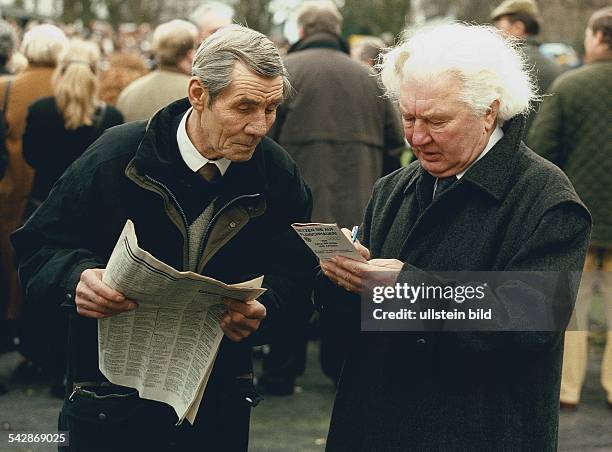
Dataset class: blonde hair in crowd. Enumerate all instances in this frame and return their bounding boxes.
[53,39,101,130]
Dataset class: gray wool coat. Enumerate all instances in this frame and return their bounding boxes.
[316,116,591,451]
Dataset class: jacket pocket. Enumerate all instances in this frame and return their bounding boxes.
[60,385,170,451]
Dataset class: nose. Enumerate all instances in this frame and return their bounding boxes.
[244,113,268,138]
[407,119,431,147]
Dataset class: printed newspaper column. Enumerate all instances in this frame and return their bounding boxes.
[100,219,266,423]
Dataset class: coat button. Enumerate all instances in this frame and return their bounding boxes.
[98,412,107,421]
[229,221,237,228]
[65,293,73,301]
[416,338,426,345]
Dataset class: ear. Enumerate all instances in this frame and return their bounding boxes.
[484,100,500,131]
[510,20,526,38]
[594,30,605,46]
[188,77,208,111]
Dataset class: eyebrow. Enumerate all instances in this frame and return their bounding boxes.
[234,97,261,106]
[233,96,283,107]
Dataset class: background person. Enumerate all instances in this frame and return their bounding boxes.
[491,0,563,135]
[317,23,590,451]
[191,1,235,44]
[528,6,612,411]
[266,0,405,392]
[0,20,17,78]
[117,19,198,122]
[0,24,67,375]
[19,39,123,398]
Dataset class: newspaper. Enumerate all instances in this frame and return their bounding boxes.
[99,219,266,424]
[292,222,366,262]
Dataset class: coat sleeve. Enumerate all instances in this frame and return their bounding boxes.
[439,200,590,353]
[11,158,108,312]
[245,159,318,345]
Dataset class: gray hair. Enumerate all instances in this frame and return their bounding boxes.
[0,20,17,66]
[379,22,538,123]
[297,0,343,37]
[192,25,292,107]
[152,19,198,66]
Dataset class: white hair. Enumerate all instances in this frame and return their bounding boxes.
[190,1,235,27]
[379,22,538,122]
[21,24,68,66]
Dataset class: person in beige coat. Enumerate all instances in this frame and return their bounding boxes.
[116,20,198,122]
[0,24,67,342]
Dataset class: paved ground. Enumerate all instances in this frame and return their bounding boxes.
[0,342,610,451]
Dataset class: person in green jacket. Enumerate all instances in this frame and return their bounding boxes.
[528,6,612,410]
[491,0,563,135]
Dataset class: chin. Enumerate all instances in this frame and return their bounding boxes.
[228,149,255,162]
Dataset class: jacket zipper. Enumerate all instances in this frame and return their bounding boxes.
[144,175,190,270]
[145,174,261,272]
[196,193,261,272]
[68,385,138,401]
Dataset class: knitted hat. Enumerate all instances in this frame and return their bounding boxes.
[491,0,540,21]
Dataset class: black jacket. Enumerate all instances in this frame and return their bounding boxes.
[23,96,124,202]
[318,117,591,451]
[12,97,315,411]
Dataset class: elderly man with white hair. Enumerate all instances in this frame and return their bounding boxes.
[318,23,591,451]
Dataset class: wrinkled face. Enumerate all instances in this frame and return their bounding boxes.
[399,73,496,178]
[188,62,284,162]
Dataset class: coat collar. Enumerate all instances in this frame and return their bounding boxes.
[287,32,350,55]
[131,97,271,199]
[403,115,526,201]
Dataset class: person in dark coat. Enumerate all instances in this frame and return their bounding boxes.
[317,23,591,451]
[11,25,315,451]
[269,0,405,229]
[18,38,123,398]
[24,38,124,215]
[265,0,405,392]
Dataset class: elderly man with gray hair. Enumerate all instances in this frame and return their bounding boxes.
[317,22,590,451]
[12,25,315,451]
[117,19,198,122]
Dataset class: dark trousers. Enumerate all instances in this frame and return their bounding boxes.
[58,383,251,451]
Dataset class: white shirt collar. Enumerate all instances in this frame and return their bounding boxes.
[176,108,231,176]
[455,125,504,180]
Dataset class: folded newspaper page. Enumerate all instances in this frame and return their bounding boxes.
[292,222,366,262]
[99,219,266,424]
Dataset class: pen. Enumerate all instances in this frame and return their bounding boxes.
[350,225,360,243]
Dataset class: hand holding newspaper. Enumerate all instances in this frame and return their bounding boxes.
[291,222,366,262]
[99,219,266,424]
